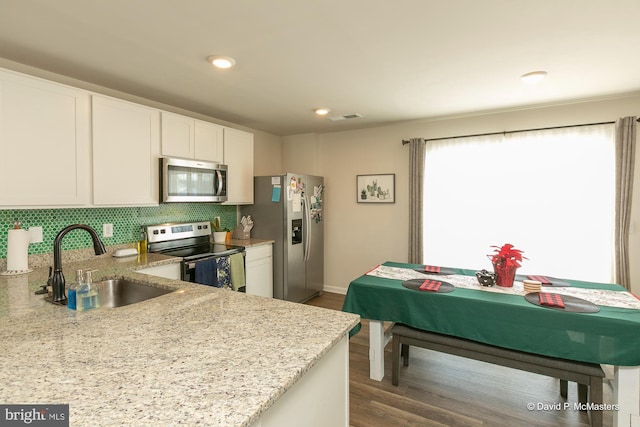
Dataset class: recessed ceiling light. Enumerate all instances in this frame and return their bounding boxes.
[207,55,236,69]
[314,108,330,116]
[520,70,548,84]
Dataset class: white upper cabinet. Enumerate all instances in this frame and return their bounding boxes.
[92,95,160,205]
[161,111,193,158]
[0,67,251,208]
[223,127,254,205]
[194,119,224,162]
[0,70,90,207]
[161,111,223,163]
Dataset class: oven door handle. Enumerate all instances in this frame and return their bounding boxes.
[211,249,243,257]
[187,249,244,269]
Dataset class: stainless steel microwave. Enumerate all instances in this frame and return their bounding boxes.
[161,157,227,203]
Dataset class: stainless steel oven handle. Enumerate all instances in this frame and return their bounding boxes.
[213,249,242,256]
[186,249,244,270]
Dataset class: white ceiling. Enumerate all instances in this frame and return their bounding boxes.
[1,0,639,136]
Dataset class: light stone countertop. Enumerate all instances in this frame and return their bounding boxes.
[0,253,359,426]
[226,238,274,248]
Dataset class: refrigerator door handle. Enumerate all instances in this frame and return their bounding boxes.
[303,196,311,262]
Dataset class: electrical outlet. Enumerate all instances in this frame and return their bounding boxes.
[103,223,113,238]
[29,226,43,243]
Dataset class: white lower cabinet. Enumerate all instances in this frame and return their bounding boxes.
[245,244,273,298]
[252,334,349,427]
[137,263,181,280]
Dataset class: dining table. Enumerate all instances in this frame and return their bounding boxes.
[342,261,640,427]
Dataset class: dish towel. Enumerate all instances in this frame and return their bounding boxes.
[229,253,245,291]
[194,258,218,287]
[216,256,232,290]
[423,265,441,273]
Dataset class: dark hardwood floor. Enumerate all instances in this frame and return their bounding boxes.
[305,292,612,427]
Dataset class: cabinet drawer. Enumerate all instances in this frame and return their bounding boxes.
[246,244,272,261]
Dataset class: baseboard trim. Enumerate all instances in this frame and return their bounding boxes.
[322,285,347,295]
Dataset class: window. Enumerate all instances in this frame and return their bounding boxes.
[422,124,615,283]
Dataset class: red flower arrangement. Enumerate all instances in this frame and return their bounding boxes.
[488,243,526,287]
[489,243,526,268]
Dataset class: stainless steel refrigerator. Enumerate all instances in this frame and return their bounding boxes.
[241,173,324,303]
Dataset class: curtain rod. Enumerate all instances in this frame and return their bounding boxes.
[401,117,640,145]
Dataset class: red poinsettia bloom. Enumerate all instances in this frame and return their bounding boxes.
[489,243,527,268]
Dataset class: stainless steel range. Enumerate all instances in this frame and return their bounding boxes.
[146,221,245,289]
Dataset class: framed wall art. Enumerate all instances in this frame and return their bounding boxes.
[357,174,395,203]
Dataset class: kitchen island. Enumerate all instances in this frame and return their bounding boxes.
[0,253,359,426]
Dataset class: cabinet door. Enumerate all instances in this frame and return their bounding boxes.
[194,120,224,162]
[92,96,160,205]
[161,111,194,158]
[245,244,273,298]
[223,127,254,204]
[0,69,90,206]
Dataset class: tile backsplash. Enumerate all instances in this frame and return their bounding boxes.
[0,204,237,259]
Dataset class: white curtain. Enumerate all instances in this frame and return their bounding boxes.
[423,124,615,283]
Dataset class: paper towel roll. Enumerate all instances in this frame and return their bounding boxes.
[7,229,30,271]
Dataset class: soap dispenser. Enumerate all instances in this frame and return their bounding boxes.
[67,269,84,310]
[76,270,100,311]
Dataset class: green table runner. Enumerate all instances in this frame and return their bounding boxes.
[342,261,640,366]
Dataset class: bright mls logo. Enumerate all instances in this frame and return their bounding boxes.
[1,405,69,426]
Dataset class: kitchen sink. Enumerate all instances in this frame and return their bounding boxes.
[97,278,173,308]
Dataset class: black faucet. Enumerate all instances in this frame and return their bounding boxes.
[50,224,107,303]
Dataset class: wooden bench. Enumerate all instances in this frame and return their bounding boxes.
[391,324,605,427]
